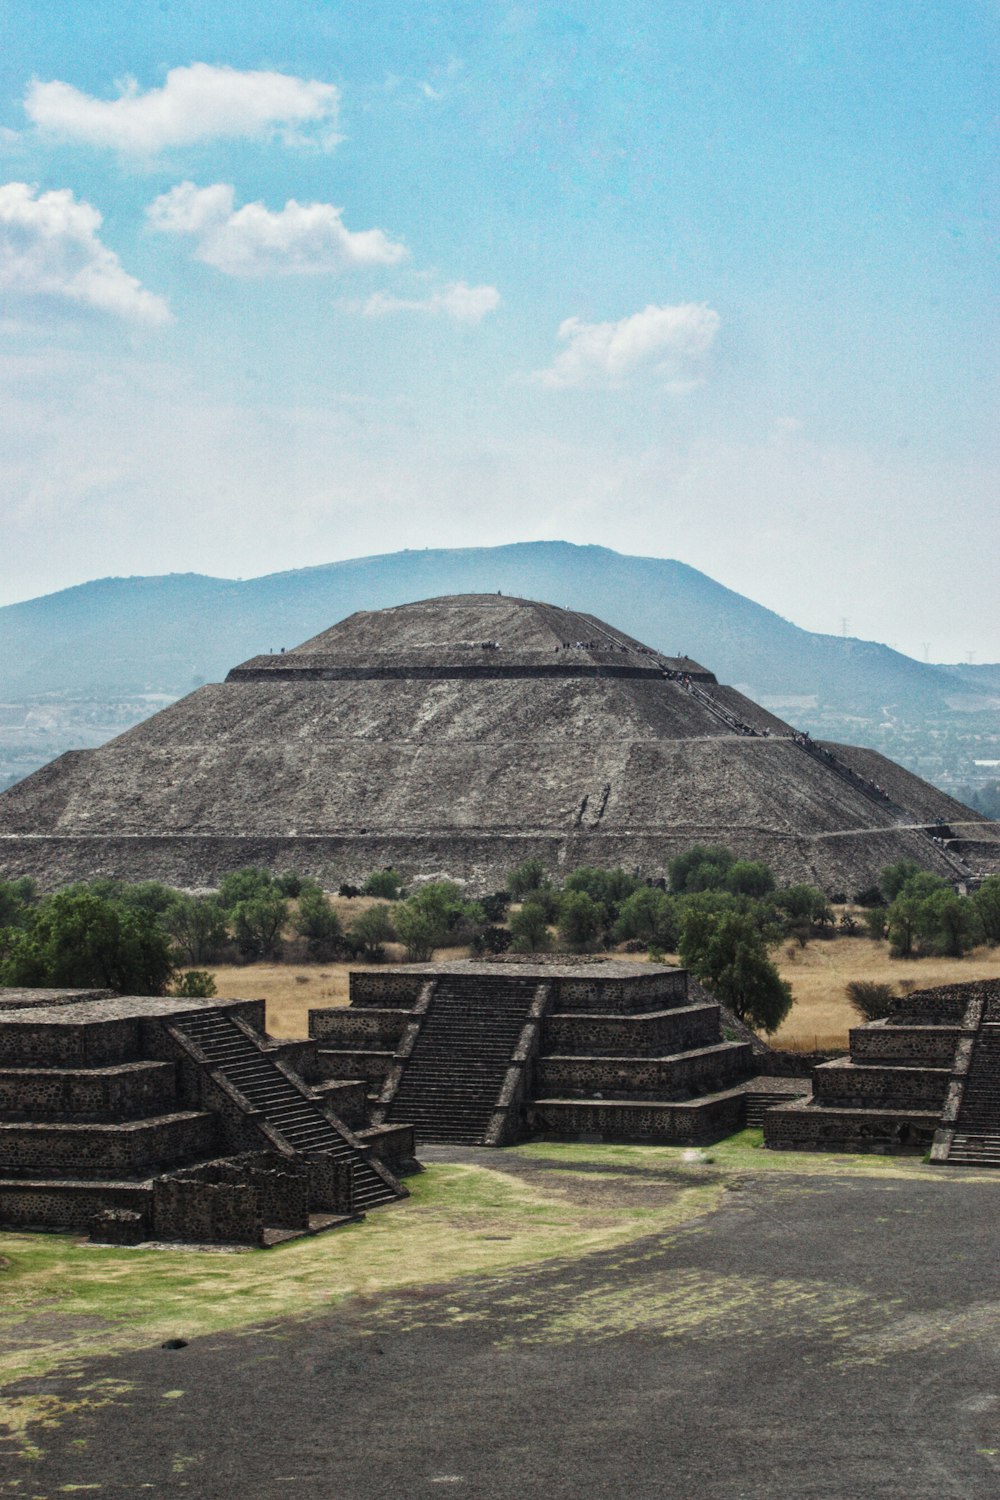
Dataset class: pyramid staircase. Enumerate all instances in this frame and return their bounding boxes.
[383,975,539,1144]
[946,1024,1000,1166]
[174,1009,404,1210]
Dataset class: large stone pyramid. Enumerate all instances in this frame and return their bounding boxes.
[1,594,996,891]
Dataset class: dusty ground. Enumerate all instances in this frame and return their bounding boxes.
[2,1138,999,1498]
[206,936,1000,1050]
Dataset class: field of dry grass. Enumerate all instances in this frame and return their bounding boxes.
[205,931,1000,1052]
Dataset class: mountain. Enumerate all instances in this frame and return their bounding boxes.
[1,542,995,719]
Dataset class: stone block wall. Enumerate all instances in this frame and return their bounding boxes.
[764,1102,937,1154]
[542,1004,720,1058]
[309,1008,413,1049]
[553,969,689,1013]
[536,1041,752,1101]
[528,1091,745,1144]
[811,1060,951,1111]
[349,973,429,1008]
[0,1110,218,1176]
[849,1025,961,1066]
[0,1060,178,1121]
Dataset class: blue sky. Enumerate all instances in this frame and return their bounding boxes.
[0,2,996,660]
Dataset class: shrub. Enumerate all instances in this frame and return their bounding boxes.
[507,858,548,899]
[853,885,885,909]
[973,875,1000,946]
[845,980,894,1022]
[362,868,405,900]
[724,861,776,899]
[480,891,510,923]
[472,925,512,955]
[613,888,678,949]
[172,969,217,999]
[0,877,37,929]
[338,883,361,899]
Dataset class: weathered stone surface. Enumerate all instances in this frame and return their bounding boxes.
[2,594,994,892]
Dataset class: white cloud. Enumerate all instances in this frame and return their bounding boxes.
[24,64,341,154]
[534,302,721,390]
[0,181,170,324]
[147,181,406,277]
[361,281,500,324]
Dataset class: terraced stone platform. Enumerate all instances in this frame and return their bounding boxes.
[764,979,1000,1162]
[310,957,753,1146]
[0,987,411,1242]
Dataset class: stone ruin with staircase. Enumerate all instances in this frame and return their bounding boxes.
[763,979,1000,1167]
[308,956,754,1147]
[0,988,412,1246]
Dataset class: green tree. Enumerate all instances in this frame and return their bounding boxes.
[350,903,395,960]
[557,890,603,951]
[724,861,776,898]
[164,894,228,966]
[613,887,678,949]
[563,867,643,921]
[886,893,922,957]
[917,888,981,957]
[668,844,735,894]
[0,877,36,929]
[0,889,174,995]
[293,890,344,961]
[509,901,551,953]
[974,876,1000,946]
[231,893,288,961]
[507,858,548,899]
[393,905,439,962]
[864,907,888,941]
[362,868,406,900]
[879,859,925,902]
[218,867,278,912]
[678,906,792,1033]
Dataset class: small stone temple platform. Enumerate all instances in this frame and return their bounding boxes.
[308,956,754,1146]
[0,988,412,1245]
[763,980,1000,1164]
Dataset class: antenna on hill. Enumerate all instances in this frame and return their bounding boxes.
[921,642,930,662]
[967,651,976,665]
[840,617,849,637]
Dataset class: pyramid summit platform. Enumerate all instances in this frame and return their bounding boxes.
[1,593,996,891]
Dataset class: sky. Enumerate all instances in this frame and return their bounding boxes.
[0,1,996,662]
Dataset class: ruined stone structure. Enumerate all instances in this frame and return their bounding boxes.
[763,979,1000,1164]
[309,957,753,1146]
[0,988,412,1244]
[1,595,995,894]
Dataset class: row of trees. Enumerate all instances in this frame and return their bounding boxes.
[863,860,1000,958]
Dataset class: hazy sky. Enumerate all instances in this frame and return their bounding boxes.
[0,3,996,661]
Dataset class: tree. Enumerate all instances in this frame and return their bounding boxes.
[0,889,174,995]
[864,907,888,942]
[886,894,922,957]
[724,861,776,898]
[293,890,344,961]
[974,876,1000,946]
[350,903,395,960]
[362,868,405,900]
[164,894,228,965]
[218,867,278,912]
[668,844,735,894]
[231,893,288,961]
[507,858,548,899]
[509,901,551,952]
[845,980,895,1022]
[0,877,36,930]
[917,888,981,958]
[679,906,792,1034]
[557,890,603,951]
[563,867,643,921]
[393,905,439,962]
[613,888,678,949]
[879,860,925,902]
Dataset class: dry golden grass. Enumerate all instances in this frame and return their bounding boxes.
[207,943,470,1038]
[771,939,1000,1049]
